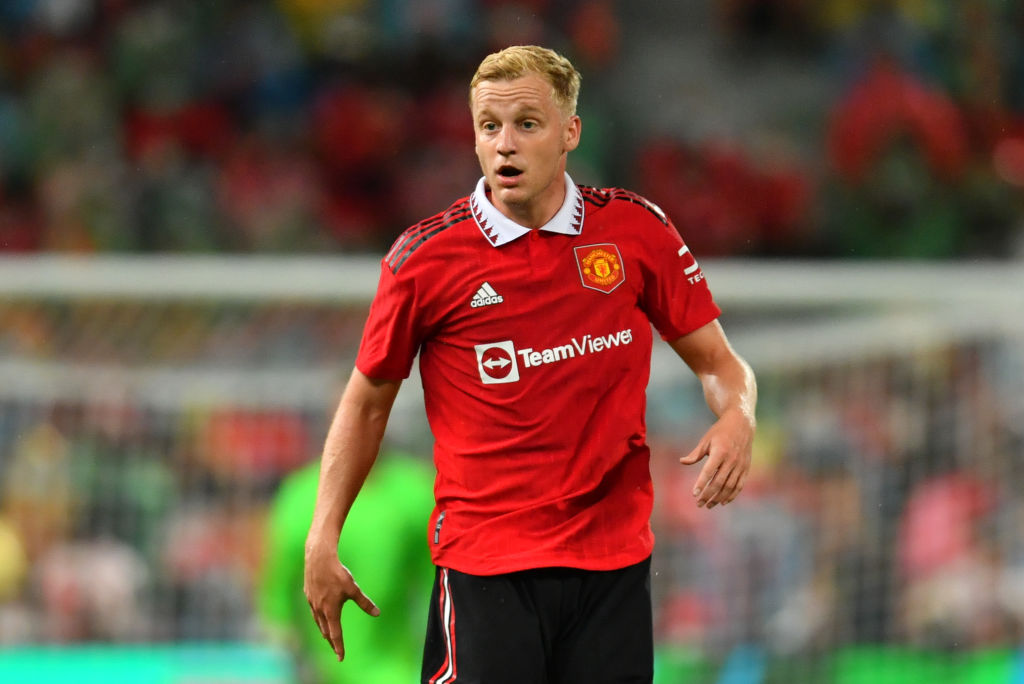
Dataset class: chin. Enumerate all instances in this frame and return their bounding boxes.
[495,188,529,207]
[490,182,519,197]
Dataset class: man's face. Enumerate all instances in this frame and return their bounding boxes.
[471,73,581,225]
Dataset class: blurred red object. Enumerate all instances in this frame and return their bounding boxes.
[899,472,995,581]
[311,85,408,174]
[124,101,235,160]
[567,0,620,69]
[0,198,43,251]
[828,61,969,184]
[992,130,1024,187]
[634,137,812,256]
[201,409,309,479]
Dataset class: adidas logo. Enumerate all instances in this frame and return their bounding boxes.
[470,282,504,308]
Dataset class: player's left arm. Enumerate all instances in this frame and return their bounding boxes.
[668,320,757,509]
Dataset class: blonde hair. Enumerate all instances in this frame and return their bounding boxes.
[470,45,581,117]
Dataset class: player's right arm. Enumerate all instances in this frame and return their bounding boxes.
[304,367,401,661]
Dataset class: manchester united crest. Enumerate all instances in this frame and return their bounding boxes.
[574,243,625,293]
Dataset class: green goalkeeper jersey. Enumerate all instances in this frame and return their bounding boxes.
[258,450,435,683]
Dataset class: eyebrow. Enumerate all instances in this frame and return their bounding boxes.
[475,105,546,121]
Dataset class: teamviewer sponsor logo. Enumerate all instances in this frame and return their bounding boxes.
[475,340,520,384]
[474,329,633,384]
[517,329,633,368]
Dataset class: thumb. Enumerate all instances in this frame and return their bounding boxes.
[352,587,381,617]
[679,439,708,465]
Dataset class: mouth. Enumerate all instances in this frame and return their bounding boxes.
[497,165,523,179]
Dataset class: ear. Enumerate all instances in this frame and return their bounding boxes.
[563,115,582,153]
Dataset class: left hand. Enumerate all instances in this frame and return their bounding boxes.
[680,408,754,509]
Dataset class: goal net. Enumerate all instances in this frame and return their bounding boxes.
[0,255,1021,683]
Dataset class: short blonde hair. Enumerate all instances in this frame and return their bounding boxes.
[470,45,581,117]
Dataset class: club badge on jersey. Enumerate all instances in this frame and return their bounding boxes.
[574,243,625,293]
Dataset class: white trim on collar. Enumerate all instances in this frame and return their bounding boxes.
[471,173,585,247]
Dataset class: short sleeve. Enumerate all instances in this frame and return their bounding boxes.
[638,217,721,341]
[355,262,425,380]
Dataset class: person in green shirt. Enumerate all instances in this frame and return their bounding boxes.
[258,450,434,683]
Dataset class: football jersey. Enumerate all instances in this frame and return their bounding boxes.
[356,173,721,575]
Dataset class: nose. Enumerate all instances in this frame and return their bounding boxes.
[496,126,516,155]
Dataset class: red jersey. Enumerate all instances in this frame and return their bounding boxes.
[356,174,720,575]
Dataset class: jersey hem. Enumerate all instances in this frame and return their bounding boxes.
[431,545,654,576]
[353,358,411,382]
[658,307,722,342]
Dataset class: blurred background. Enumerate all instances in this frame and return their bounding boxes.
[1,0,1023,682]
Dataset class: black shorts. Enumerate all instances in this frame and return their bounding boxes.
[421,557,653,684]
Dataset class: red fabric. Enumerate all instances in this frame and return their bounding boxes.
[356,187,720,575]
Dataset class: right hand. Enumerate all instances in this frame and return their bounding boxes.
[303,544,380,661]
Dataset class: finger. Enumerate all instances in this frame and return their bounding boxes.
[307,601,329,640]
[351,586,381,617]
[324,607,345,661]
[692,450,724,499]
[720,466,745,505]
[725,469,750,505]
[693,457,725,506]
[707,466,741,508]
[679,439,708,465]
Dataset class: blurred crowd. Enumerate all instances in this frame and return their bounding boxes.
[649,339,1024,661]
[0,0,617,254]
[0,0,1023,257]
[0,298,364,643]
[0,395,322,642]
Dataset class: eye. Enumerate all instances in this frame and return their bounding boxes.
[521,120,538,130]
[481,121,498,132]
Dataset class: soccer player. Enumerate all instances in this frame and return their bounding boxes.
[304,45,757,683]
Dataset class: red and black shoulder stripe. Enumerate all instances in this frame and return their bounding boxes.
[385,198,472,274]
[579,186,669,226]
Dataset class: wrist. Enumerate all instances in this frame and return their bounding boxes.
[723,404,756,429]
[305,528,341,558]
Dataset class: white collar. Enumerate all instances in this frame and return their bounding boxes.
[471,172,585,247]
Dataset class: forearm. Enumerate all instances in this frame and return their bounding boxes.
[306,370,399,549]
[670,321,757,507]
[668,320,757,425]
[700,353,757,426]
